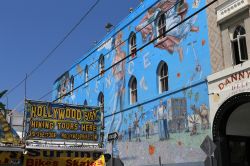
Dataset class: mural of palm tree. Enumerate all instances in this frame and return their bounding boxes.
[188,114,199,136]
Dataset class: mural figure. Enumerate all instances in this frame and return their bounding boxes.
[136,8,159,42]
[136,0,199,62]
[108,31,126,157]
[155,0,199,62]
[133,113,141,142]
[190,104,209,130]
[157,99,169,140]
[188,41,202,82]
[70,76,74,95]
[188,114,199,136]
[145,121,150,139]
[128,124,132,142]
[192,0,200,8]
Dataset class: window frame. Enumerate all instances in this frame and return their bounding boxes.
[231,25,248,65]
[85,65,89,84]
[129,33,137,59]
[157,14,166,40]
[129,76,137,105]
[70,76,74,95]
[98,92,104,108]
[99,55,105,77]
[157,62,168,94]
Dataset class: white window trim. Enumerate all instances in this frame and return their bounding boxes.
[158,63,168,94]
[85,66,89,84]
[129,34,137,58]
[157,14,166,40]
[99,56,105,76]
[129,77,137,104]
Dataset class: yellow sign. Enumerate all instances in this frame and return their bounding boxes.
[24,150,105,166]
[25,100,101,142]
[91,155,105,166]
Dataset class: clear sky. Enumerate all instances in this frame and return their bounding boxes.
[0,0,139,112]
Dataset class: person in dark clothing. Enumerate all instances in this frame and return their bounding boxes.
[128,124,132,142]
[146,122,150,139]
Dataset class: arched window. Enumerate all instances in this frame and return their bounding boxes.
[70,76,74,95]
[157,61,168,93]
[98,92,104,129]
[98,92,104,107]
[129,76,137,104]
[84,100,88,106]
[129,32,137,58]
[57,84,61,98]
[232,25,248,65]
[99,55,105,76]
[158,14,166,39]
[85,65,89,84]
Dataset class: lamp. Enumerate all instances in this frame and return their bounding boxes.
[105,23,113,32]
[129,8,133,13]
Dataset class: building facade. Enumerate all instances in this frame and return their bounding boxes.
[207,0,250,165]
[53,0,214,165]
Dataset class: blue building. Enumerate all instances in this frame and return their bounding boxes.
[53,0,213,165]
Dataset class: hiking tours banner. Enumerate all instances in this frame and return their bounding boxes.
[24,100,102,143]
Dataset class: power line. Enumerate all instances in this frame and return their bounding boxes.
[4,0,100,98]
[52,0,217,103]
[39,0,181,100]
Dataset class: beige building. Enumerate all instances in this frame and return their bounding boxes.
[207,0,250,165]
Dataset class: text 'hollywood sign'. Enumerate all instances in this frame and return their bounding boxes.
[25,100,101,142]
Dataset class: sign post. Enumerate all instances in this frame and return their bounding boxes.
[200,135,217,166]
[108,132,118,166]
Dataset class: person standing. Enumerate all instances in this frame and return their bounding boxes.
[128,124,132,142]
[108,31,126,158]
[134,113,141,142]
[157,99,167,140]
[146,121,150,139]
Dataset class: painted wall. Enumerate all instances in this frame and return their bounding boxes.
[53,0,212,165]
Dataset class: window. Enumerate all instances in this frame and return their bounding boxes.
[85,65,89,83]
[98,92,104,129]
[98,92,104,107]
[99,55,105,76]
[129,76,137,104]
[231,25,248,65]
[158,14,166,39]
[157,61,168,93]
[129,32,137,58]
[70,76,74,95]
[84,100,88,106]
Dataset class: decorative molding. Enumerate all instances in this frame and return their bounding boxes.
[216,0,250,23]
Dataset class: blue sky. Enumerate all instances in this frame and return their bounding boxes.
[0,0,139,112]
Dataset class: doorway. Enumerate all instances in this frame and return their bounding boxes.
[227,135,250,166]
[212,93,250,166]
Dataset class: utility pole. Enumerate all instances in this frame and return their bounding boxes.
[22,74,28,142]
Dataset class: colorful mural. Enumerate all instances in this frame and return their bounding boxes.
[53,0,212,165]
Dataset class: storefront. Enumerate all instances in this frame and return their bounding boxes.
[208,61,250,166]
